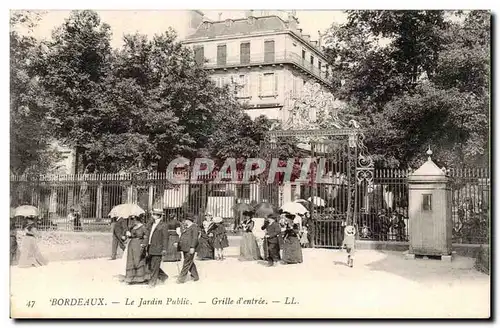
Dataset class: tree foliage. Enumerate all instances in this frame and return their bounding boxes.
[324,10,490,168]
[10,11,60,175]
[30,10,274,173]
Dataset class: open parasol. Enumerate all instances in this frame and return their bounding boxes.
[14,205,39,217]
[108,203,145,219]
[233,203,253,213]
[308,196,326,207]
[254,202,277,218]
[280,201,309,215]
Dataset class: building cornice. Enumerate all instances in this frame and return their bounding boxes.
[182,30,329,63]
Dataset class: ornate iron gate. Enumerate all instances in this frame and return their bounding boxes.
[265,81,374,248]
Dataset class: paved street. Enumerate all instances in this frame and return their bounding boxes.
[10,247,490,318]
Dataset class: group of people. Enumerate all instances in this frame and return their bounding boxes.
[112,209,200,286]
[10,217,48,268]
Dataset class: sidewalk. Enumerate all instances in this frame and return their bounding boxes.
[10,248,490,318]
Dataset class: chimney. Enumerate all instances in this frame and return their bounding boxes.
[311,40,318,47]
[245,10,254,18]
[218,12,223,21]
[287,13,298,30]
[318,30,323,48]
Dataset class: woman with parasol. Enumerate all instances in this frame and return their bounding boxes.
[17,216,48,268]
[121,215,149,284]
[280,212,303,264]
[109,203,145,260]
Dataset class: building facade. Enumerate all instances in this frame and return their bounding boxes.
[182,10,335,121]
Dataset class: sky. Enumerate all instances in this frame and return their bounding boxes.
[25,10,348,48]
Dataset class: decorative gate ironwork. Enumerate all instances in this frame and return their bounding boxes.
[265,81,374,248]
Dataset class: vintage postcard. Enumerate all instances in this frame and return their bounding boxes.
[9,9,490,319]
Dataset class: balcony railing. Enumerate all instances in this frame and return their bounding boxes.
[203,51,331,86]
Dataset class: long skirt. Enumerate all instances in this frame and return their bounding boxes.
[163,232,181,262]
[118,240,129,276]
[282,236,303,264]
[196,235,214,260]
[239,232,261,261]
[125,239,148,283]
[18,236,48,268]
[10,235,19,265]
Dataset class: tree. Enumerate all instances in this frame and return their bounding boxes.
[10,10,60,175]
[324,10,490,168]
[39,10,274,173]
[38,10,114,173]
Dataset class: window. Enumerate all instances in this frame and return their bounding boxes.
[259,72,277,97]
[422,194,432,211]
[212,76,223,88]
[194,46,204,65]
[292,76,302,97]
[310,55,314,65]
[326,65,329,79]
[217,44,227,66]
[237,74,250,98]
[302,49,306,59]
[240,42,250,64]
[318,60,322,70]
[264,40,275,63]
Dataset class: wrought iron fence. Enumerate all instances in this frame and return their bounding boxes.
[448,168,490,244]
[10,168,489,245]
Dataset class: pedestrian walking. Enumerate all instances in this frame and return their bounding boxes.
[145,209,169,287]
[110,217,126,260]
[341,223,356,268]
[175,215,200,284]
[262,213,281,267]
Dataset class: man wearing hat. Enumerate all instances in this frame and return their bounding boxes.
[144,209,169,287]
[174,214,200,284]
[262,213,281,266]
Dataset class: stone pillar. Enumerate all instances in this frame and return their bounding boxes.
[49,188,57,215]
[95,184,103,218]
[250,182,260,203]
[283,183,292,204]
[148,185,154,211]
[292,183,301,200]
[127,186,134,203]
[406,150,452,261]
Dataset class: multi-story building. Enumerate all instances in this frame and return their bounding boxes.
[182,10,334,121]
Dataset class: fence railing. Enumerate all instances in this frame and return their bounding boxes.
[10,168,489,244]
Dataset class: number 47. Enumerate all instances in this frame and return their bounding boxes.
[26,301,35,308]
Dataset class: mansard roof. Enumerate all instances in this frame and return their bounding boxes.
[185,16,288,40]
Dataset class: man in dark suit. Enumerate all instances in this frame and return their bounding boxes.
[110,217,126,260]
[175,215,200,284]
[262,213,281,266]
[144,209,169,287]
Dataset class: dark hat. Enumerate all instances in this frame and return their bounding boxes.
[267,212,279,220]
[181,215,194,222]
